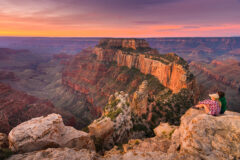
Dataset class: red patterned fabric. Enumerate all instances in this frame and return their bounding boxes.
[199,99,221,116]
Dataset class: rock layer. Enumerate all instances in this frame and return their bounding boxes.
[8,114,95,153]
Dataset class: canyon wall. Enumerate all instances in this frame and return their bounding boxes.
[93,39,196,93]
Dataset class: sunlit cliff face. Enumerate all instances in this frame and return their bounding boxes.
[0,0,240,37]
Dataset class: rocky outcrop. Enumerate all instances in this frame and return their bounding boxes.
[7,148,96,160]
[88,91,133,150]
[168,108,240,159]
[94,40,196,93]
[0,82,76,134]
[102,108,240,160]
[131,80,148,116]
[88,117,114,139]
[8,114,95,153]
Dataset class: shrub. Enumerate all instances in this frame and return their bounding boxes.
[106,108,123,121]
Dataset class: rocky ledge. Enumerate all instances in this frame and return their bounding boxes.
[1,108,239,160]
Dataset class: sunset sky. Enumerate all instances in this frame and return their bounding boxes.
[0,0,240,37]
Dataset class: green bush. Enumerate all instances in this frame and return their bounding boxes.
[106,108,123,121]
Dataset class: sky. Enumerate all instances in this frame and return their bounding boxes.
[0,0,240,37]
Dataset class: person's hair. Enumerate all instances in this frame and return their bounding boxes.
[217,91,225,98]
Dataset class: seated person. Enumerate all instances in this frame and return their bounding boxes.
[217,91,227,114]
[195,93,221,116]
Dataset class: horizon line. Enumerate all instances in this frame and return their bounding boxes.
[0,36,240,39]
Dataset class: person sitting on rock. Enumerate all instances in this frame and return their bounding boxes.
[195,93,221,116]
[217,91,227,114]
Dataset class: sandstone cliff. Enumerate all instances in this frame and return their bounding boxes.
[94,39,196,93]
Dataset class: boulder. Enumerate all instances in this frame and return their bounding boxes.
[88,117,114,139]
[8,114,95,153]
[0,133,8,149]
[7,148,96,160]
[154,123,177,138]
[169,108,240,160]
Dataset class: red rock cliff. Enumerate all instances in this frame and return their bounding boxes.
[94,39,196,93]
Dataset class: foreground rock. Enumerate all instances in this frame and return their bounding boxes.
[169,108,240,159]
[154,123,177,138]
[102,108,240,160]
[8,114,95,153]
[7,148,96,160]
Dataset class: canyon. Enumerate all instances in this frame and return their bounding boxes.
[0,37,239,159]
[63,39,197,128]
[1,37,239,132]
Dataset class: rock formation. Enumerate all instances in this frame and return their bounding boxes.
[88,91,133,151]
[94,39,196,93]
[131,80,148,116]
[8,114,95,153]
[101,108,240,160]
